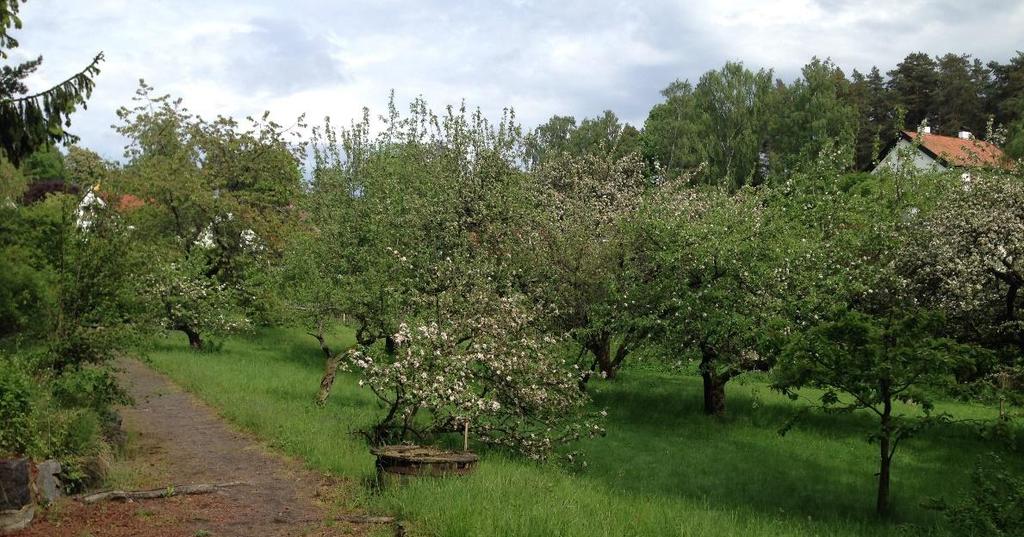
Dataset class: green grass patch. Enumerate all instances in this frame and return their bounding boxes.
[142,327,1020,537]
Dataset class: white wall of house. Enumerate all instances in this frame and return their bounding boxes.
[872,139,946,174]
[75,190,105,229]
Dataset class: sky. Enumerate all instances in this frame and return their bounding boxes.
[11,0,1024,160]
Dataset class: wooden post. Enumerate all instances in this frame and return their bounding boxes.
[998,371,1008,420]
[463,421,469,452]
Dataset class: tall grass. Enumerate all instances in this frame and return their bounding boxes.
[143,327,1019,536]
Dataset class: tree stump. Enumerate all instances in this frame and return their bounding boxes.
[371,446,478,486]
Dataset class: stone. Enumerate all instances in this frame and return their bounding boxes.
[0,459,31,511]
[0,504,35,535]
[35,459,62,503]
[0,459,33,534]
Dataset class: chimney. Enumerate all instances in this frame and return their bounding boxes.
[921,125,931,134]
[958,130,972,140]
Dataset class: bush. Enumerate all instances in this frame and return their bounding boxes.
[0,246,51,338]
[50,365,130,415]
[38,408,107,491]
[938,455,1024,536]
[0,356,37,456]
[0,354,118,491]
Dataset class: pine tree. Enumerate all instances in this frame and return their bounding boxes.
[888,52,938,130]
[0,0,103,165]
[848,67,891,169]
[933,54,987,135]
[988,51,1024,127]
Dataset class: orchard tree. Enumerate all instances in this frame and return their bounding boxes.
[289,97,599,457]
[115,82,303,348]
[908,172,1024,353]
[350,292,601,458]
[625,185,807,415]
[289,99,533,394]
[777,310,971,516]
[146,259,247,349]
[527,151,649,383]
[776,165,977,516]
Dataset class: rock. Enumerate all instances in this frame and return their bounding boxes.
[0,459,34,534]
[0,459,31,511]
[35,459,62,503]
[0,504,35,535]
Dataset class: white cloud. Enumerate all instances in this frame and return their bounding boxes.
[9,0,1023,160]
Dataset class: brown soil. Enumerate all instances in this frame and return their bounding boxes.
[11,359,379,537]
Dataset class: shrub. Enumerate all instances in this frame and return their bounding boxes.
[0,354,118,491]
[0,246,51,338]
[0,356,37,456]
[936,455,1024,536]
[50,365,130,415]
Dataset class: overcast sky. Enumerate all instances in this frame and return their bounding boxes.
[11,0,1024,160]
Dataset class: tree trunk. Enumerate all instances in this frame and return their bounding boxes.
[605,341,630,379]
[702,372,727,416]
[699,345,728,416]
[180,326,203,350]
[587,332,626,380]
[1005,281,1018,322]
[311,326,340,406]
[876,381,893,517]
[877,429,892,516]
[316,355,341,406]
[593,337,615,380]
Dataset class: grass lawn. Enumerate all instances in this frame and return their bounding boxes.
[142,327,1020,537]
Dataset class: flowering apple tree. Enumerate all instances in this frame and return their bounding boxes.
[908,172,1024,349]
[350,292,601,458]
[623,184,810,415]
[289,96,602,458]
[526,152,650,384]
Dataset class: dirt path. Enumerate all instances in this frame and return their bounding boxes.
[15,359,378,537]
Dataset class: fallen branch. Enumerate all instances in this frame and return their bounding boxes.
[331,515,396,524]
[293,514,396,525]
[80,481,248,503]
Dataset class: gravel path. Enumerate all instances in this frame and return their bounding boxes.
[13,360,382,537]
[109,358,371,537]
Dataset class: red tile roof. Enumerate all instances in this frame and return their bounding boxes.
[96,191,147,212]
[902,131,1007,168]
[116,194,146,212]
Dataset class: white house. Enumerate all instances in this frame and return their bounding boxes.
[75,184,145,229]
[873,128,1007,174]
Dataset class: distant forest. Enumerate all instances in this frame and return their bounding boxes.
[528,51,1024,187]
